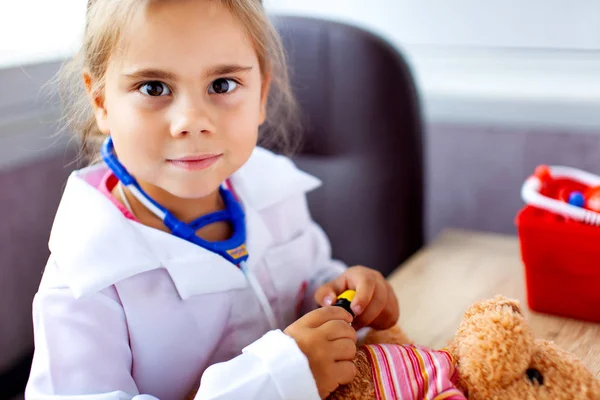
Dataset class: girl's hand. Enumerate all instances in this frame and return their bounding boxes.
[284,307,357,399]
[314,266,399,330]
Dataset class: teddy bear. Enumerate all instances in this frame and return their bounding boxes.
[328,295,600,400]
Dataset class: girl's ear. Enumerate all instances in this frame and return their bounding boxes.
[258,74,272,126]
[83,72,110,134]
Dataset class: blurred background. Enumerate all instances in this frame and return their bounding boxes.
[1,1,599,398]
[3,1,600,239]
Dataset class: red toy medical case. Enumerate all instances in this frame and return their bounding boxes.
[516,165,600,322]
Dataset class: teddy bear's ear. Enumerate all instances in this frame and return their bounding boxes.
[450,296,534,389]
[462,295,522,321]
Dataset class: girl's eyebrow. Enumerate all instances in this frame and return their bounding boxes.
[123,69,177,81]
[205,64,253,77]
[123,65,253,81]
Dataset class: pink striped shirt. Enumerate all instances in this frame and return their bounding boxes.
[363,344,466,400]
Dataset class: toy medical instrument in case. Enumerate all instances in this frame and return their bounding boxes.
[516,165,600,323]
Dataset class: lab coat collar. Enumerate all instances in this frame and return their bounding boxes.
[48,147,321,299]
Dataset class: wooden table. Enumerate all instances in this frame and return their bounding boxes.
[387,229,600,377]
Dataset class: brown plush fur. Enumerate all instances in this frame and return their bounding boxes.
[328,296,600,400]
[446,296,600,400]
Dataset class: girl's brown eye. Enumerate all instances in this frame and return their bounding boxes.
[209,78,237,94]
[139,81,171,97]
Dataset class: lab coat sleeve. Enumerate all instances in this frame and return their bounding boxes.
[196,330,320,400]
[25,284,159,400]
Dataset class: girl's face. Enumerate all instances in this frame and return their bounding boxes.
[88,0,269,199]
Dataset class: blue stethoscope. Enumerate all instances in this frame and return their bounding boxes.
[101,136,248,265]
[101,136,278,328]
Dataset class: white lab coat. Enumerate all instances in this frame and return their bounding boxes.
[25,147,347,400]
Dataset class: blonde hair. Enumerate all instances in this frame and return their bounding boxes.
[57,0,300,164]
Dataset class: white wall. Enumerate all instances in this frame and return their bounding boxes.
[0,1,86,68]
[264,0,600,50]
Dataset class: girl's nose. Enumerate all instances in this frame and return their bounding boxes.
[170,96,215,137]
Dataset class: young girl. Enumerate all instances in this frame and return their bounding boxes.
[26,1,399,399]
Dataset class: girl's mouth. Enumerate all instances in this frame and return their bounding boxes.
[166,154,222,171]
